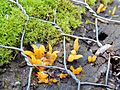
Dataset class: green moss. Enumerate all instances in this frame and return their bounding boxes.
[101,0,114,5]
[0,0,85,64]
[86,0,114,6]
[86,0,96,6]
[24,19,60,45]
[0,0,26,64]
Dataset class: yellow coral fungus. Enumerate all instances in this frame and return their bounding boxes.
[74,38,79,51]
[67,51,83,62]
[33,45,45,59]
[96,4,106,14]
[50,78,57,83]
[59,73,68,79]
[30,55,42,65]
[24,44,59,66]
[88,55,97,63]
[24,51,34,57]
[67,54,75,62]
[31,44,38,51]
[88,56,92,63]
[111,6,116,16]
[67,38,83,62]
[46,51,59,65]
[36,71,49,83]
[100,6,106,12]
[70,66,82,75]
[48,43,52,53]
[71,50,76,55]
[39,67,45,71]
[74,55,83,60]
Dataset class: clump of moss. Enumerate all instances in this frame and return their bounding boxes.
[20,0,85,33]
[101,0,114,5]
[86,0,114,6]
[0,0,26,64]
[24,19,60,45]
[86,0,96,6]
[0,0,85,64]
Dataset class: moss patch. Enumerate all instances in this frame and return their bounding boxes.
[0,0,85,64]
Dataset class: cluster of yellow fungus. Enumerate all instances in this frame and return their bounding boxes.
[36,71,49,83]
[67,38,83,75]
[59,73,68,79]
[36,71,58,84]
[49,78,58,83]
[24,44,59,83]
[88,55,97,63]
[111,6,116,16]
[67,38,83,62]
[96,3,116,16]
[24,44,59,66]
[70,66,82,75]
[24,38,98,84]
[96,4,106,14]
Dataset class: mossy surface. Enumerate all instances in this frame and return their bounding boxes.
[0,0,85,64]
[86,0,114,6]
[86,0,96,6]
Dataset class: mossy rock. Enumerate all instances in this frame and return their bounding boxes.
[0,0,85,64]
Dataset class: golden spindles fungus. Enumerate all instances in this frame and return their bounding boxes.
[59,73,68,79]
[36,71,49,84]
[88,55,97,63]
[111,6,116,16]
[67,38,83,62]
[50,78,58,83]
[70,66,82,75]
[74,38,79,51]
[97,4,106,14]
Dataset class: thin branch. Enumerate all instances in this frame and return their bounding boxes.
[26,67,33,90]
[30,17,55,25]
[61,33,97,43]
[20,30,25,49]
[78,81,81,90]
[95,18,103,47]
[105,53,111,88]
[112,56,120,59]
[63,36,67,70]
[0,45,23,52]
[80,82,112,89]
[94,14,120,24]
[21,53,32,65]
[53,8,57,23]
[30,64,65,71]
[9,0,29,19]
[30,17,63,33]
[16,0,18,3]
